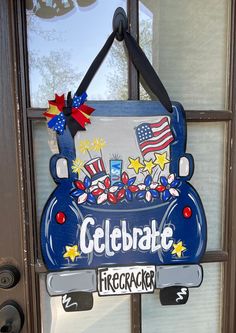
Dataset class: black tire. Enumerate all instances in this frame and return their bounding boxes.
[160,286,189,305]
[61,292,94,312]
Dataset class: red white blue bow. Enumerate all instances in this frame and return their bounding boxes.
[43,92,95,136]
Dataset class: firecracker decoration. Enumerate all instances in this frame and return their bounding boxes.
[110,158,122,185]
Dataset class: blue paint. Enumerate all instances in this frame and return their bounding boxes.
[40,102,207,271]
[110,160,122,185]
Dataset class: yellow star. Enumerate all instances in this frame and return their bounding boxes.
[171,241,186,258]
[63,245,80,262]
[154,152,170,170]
[143,159,156,174]
[128,157,144,174]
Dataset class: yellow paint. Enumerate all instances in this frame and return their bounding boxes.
[171,241,186,258]
[81,111,90,119]
[78,140,91,154]
[127,157,144,174]
[91,137,106,152]
[143,159,156,174]
[63,245,80,262]
[154,152,170,170]
[72,158,84,175]
[47,104,60,115]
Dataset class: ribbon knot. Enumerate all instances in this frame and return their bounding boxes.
[63,106,72,116]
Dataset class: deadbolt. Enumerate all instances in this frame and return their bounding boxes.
[0,301,24,333]
[0,266,20,290]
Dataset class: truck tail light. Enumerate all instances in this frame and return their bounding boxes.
[183,206,192,219]
[56,212,66,224]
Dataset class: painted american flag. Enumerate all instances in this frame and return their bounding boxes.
[135,117,174,157]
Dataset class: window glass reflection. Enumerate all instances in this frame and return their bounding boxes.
[139,0,230,110]
[40,275,131,333]
[187,122,227,250]
[26,0,127,107]
[142,263,223,333]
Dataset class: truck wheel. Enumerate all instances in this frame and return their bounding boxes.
[160,286,189,305]
[61,292,93,312]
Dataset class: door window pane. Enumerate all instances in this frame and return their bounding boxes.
[26,0,127,107]
[32,122,56,222]
[142,263,223,333]
[139,0,230,110]
[187,122,227,250]
[40,275,131,333]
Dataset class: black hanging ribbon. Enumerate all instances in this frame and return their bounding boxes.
[47,9,173,138]
[76,19,172,113]
[63,92,86,137]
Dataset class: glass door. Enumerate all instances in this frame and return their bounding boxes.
[9,0,236,332]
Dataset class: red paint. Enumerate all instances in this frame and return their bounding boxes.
[183,206,192,219]
[56,212,66,224]
[75,180,85,190]
[122,172,129,185]
[156,185,165,192]
[108,192,117,204]
[117,188,125,200]
[104,177,111,188]
[92,188,103,196]
[129,185,139,193]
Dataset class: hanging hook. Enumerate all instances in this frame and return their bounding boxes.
[112,7,128,41]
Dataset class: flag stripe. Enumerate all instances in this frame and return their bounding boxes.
[141,134,174,151]
[140,128,172,148]
[136,118,174,157]
[150,117,168,129]
[140,131,172,150]
[142,136,174,156]
[151,122,170,135]
[142,139,173,156]
[152,124,171,137]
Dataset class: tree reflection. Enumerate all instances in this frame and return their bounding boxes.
[26,0,97,18]
[107,19,152,100]
[29,50,81,106]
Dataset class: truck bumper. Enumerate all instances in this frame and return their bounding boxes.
[46,264,203,296]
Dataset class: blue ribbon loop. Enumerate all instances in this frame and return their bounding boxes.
[48,112,66,134]
[72,92,87,108]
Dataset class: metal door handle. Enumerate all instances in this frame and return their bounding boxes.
[0,301,24,333]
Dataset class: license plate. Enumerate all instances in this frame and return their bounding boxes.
[98,265,156,296]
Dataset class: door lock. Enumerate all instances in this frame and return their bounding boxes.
[0,301,24,333]
[0,266,20,290]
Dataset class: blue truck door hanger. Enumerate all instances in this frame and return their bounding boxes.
[41,98,207,312]
[40,7,206,312]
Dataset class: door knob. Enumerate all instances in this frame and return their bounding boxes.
[0,301,24,333]
[0,266,20,290]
